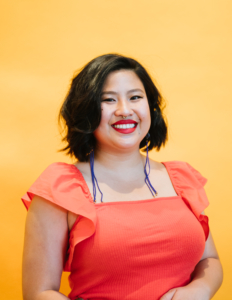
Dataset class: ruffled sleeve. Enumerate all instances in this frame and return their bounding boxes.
[162,161,210,241]
[21,162,97,271]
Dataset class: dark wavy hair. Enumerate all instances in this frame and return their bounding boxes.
[59,54,168,162]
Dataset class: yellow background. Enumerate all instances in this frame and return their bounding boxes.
[1,0,231,299]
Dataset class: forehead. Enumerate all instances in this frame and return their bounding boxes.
[102,70,145,91]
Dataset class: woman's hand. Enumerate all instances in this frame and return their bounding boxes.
[159,284,210,300]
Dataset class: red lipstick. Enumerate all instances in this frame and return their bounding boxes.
[111,119,138,134]
[112,120,137,125]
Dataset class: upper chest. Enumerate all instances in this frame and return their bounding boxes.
[75,161,178,204]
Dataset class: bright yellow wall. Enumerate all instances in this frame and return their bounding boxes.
[1,1,231,299]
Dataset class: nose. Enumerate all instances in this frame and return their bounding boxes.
[114,98,134,118]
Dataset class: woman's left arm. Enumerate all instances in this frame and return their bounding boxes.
[160,215,223,300]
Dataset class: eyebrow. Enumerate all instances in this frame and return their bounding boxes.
[101,88,144,95]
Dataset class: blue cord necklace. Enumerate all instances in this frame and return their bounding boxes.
[89,138,158,203]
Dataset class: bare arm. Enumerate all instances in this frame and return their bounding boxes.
[22,195,70,300]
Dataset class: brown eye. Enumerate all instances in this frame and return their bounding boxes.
[131,95,142,100]
[101,98,115,102]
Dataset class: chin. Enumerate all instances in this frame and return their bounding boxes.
[112,140,141,151]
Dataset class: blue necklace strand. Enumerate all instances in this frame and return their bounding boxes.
[89,149,103,203]
[89,137,158,203]
[144,138,158,198]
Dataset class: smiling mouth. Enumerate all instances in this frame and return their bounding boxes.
[112,123,137,129]
[111,121,138,134]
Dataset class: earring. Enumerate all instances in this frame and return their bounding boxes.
[144,133,158,197]
[89,149,103,203]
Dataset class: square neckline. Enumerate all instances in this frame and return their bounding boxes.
[72,161,181,205]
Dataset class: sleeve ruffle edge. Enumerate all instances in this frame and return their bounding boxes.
[162,161,210,241]
[21,162,97,272]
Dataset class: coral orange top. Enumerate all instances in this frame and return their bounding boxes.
[21,161,209,300]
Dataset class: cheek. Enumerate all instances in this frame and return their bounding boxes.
[138,103,151,127]
[98,106,111,129]
[93,106,111,138]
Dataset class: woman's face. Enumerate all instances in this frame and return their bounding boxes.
[93,70,151,152]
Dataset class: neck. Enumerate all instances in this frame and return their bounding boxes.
[93,145,146,181]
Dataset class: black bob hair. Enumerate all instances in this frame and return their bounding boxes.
[59,53,168,162]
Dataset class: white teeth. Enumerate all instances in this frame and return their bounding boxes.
[113,124,136,129]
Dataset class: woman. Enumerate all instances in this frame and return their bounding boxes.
[22,54,223,300]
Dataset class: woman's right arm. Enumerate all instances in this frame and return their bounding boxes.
[22,195,70,300]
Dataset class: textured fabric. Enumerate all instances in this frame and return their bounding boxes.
[21,161,209,300]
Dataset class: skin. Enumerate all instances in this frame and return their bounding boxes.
[22,70,223,300]
[94,69,151,153]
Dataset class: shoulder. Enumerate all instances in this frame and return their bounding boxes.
[149,159,191,175]
[146,159,166,172]
[161,160,207,187]
[40,161,78,175]
[32,161,88,185]
[73,161,91,177]
[21,161,93,213]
